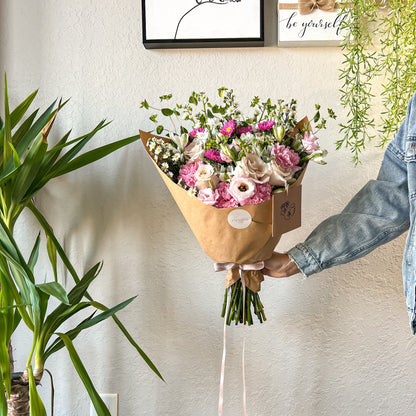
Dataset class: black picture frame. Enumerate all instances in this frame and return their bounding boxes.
[142,0,264,49]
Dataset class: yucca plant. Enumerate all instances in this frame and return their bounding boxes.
[0,76,163,415]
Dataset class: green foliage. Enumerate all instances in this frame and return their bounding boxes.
[0,77,163,415]
[339,0,416,163]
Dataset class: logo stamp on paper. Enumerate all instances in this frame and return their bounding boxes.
[228,209,252,229]
[280,201,296,221]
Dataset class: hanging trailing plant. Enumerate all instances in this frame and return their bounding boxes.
[338,0,416,163]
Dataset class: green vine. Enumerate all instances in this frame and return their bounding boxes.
[338,0,416,163]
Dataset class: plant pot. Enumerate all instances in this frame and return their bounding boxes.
[6,373,29,416]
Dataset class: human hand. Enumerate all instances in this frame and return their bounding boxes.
[262,252,300,278]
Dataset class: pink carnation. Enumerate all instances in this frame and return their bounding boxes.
[258,120,275,131]
[237,126,253,135]
[178,162,201,188]
[220,120,236,137]
[214,182,239,208]
[189,128,206,138]
[272,144,301,171]
[239,183,272,206]
[205,149,223,162]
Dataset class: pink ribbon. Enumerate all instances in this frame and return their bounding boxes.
[215,261,264,416]
[214,261,265,273]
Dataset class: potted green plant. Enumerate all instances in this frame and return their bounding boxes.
[0,76,163,415]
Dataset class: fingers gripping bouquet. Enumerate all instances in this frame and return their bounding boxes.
[140,88,335,325]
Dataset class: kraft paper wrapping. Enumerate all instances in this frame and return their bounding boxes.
[140,129,306,292]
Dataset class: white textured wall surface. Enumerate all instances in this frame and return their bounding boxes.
[1,1,415,415]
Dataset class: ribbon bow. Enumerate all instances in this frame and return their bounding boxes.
[214,261,265,292]
[298,0,335,15]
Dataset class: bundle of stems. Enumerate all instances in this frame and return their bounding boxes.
[221,279,266,326]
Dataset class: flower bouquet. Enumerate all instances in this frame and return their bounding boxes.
[140,88,334,325]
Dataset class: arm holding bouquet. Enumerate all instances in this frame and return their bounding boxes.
[264,92,416,332]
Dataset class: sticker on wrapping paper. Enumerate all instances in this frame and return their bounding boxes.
[272,185,302,236]
[228,209,252,229]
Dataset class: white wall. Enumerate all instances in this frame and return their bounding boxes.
[1,1,415,415]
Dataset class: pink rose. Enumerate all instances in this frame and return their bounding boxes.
[194,163,219,190]
[302,131,320,154]
[184,140,205,163]
[268,160,296,187]
[198,188,219,206]
[237,153,271,184]
[228,176,256,204]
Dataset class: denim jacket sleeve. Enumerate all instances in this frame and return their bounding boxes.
[287,97,414,277]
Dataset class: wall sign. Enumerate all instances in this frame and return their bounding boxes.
[277,0,349,47]
[142,0,264,49]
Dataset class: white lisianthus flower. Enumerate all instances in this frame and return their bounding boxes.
[169,132,188,152]
[228,176,256,203]
[240,133,255,144]
[236,154,271,183]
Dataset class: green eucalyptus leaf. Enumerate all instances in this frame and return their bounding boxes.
[56,333,111,416]
[161,108,174,116]
[156,125,164,135]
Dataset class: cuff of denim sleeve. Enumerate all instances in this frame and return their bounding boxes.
[286,243,322,278]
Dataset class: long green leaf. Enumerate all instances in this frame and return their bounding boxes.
[46,232,58,282]
[43,120,109,178]
[36,282,69,305]
[41,263,102,339]
[95,302,164,381]
[10,134,47,210]
[56,333,111,416]
[28,233,40,272]
[10,89,38,129]
[0,313,11,396]
[28,366,47,416]
[11,108,38,147]
[4,74,12,165]
[0,383,6,416]
[13,100,57,158]
[44,297,135,359]
[47,134,139,179]
[28,202,83,286]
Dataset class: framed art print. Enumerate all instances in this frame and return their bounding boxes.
[142,0,264,49]
[277,0,349,47]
